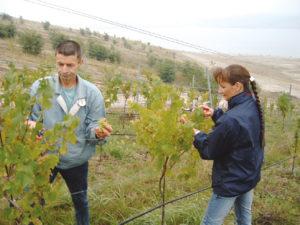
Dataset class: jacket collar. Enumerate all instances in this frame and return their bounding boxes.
[228,91,253,109]
[53,74,87,115]
[53,74,86,100]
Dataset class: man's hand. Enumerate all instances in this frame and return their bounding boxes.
[201,105,214,118]
[25,120,45,141]
[95,118,113,139]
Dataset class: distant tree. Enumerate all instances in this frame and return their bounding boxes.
[88,42,108,61]
[88,41,121,63]
[141,43,146,50]
[147,54,158,67]
[49,31,68,49]
[158,59,176,83]
[180,61,205,87]
[104,33,109,41]
[43,21,50,30]
[112,38,118,45]
[19,16,24,24]
[79,28,85,36]
[92,31,98,36]
[0,22,16,38]
[85,27,91,36]
[19,31,44,55]
[0,13,13,21]
[122,37,132,49]
[108,51,121,63]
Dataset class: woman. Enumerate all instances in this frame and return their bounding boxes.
[191,64,264,225]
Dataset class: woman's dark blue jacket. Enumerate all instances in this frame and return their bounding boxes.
[193,92,264,197]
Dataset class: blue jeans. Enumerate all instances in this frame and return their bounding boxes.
[51,162,89,225]
[201,189,253,225]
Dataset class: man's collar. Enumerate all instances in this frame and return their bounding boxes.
[54,74,86,99]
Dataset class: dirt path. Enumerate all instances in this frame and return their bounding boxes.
[183,53,300,98]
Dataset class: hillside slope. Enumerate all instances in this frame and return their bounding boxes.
[0,16,299,98]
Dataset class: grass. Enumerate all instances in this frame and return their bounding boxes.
[254,168,300,225]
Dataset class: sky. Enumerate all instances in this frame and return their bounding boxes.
[1,0,300,56]
[2,0,300,27]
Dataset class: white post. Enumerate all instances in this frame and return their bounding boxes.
[206,67,213,108]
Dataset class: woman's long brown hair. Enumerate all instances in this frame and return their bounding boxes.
[213,64,265,148]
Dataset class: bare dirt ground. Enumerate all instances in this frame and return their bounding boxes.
[183,52,300,98]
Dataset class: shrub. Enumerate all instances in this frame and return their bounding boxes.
[85,27,91,36]
[80,28,85,36]
[180,61,206,87]
[122,37,132,49]
[43,21,50,30]
[147,54,158,67]
[0,66,79,225]
[49,31,68,49]
[277,93,294,128]
[88,42,108,61]
[19,16,24,24]
[88,41,121,63]
[0,13,13,21]
[108,51,121,63]
[19,31,44,55]
[0,22,16,38]
[158,59,176,83]
[104,33,109,41]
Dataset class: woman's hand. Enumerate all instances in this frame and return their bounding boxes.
[25,120,37,129]
[201,105,214,118]
[180,114,188,124]
[180,115,201,136]
[193,128,200,135]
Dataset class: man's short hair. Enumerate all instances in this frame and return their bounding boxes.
[55,40,82,59]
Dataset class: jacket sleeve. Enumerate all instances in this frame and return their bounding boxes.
[193,117,239,160]
[85,89,106,144]
[211,108,224,123]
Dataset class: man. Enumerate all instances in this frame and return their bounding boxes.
[27,40,112,225]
